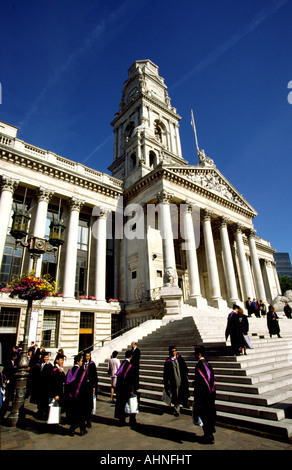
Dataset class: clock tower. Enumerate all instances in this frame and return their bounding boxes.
[108,60,188,187]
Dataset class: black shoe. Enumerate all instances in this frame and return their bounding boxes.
[69,428,75,436]
[80,429,88,436]
[86,422,92,428]
[201,434,215,444]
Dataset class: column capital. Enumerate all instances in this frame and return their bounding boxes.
[1,175,19,193]
[68,197,84,212]
[235,223,244,234]
[202,209,213,222]
[36,186,53,203]
[220,216,231,228]
[182,200,195,214]
[248,228,257,238]
[95,206,111,219]
[156,189,173,204]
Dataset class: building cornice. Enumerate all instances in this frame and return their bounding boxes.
[0,141,123,200]
[124,165,257,219]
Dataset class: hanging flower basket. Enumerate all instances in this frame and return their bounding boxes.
[6,272,58,301]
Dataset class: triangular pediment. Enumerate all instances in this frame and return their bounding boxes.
[165,165,257,216]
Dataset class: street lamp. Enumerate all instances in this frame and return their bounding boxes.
[7,209,65,426]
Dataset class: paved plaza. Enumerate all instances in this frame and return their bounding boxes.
[1,396,291,454]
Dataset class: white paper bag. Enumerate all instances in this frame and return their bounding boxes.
[125,394,139,414]
[92,394,97,414]
[47,399,61,424]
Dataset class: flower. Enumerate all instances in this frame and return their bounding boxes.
[7,271,58,301]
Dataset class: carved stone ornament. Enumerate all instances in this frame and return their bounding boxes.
[68,197,85,212]
[164,266,178,287]
[37,186,53,203]
[1,175,19,193]
[156,189,173,204]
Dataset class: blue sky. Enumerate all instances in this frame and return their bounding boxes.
[1,0,292,262]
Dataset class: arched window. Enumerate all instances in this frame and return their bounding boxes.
[154,120,168,148]
[149,151,157,169]
[125,121,135,142]
[129,153,137,172]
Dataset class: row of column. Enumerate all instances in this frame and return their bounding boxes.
[0,178,108,301]
[156,191,268,307]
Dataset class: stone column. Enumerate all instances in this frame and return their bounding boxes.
[220,217,239,305]
[156,190,177,287]
[182,202,206,307]
[157,190,182,316]
[63,197,84,298]
[94,207,109,302]
[29,187,53,275]
[0,175,19,267]
[203,210,225,308]
[235,224,253,301]
[248,229,267,303]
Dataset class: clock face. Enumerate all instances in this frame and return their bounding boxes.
[127,87,138,101]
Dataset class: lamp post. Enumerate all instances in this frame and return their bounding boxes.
[7,209,65,426]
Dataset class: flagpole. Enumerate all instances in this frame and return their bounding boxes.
[191,109,200,159]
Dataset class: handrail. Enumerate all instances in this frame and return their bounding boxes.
[79,300,163,356]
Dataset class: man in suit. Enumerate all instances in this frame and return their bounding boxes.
[130,341,140,392]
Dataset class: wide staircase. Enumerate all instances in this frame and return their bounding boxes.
[97,304,292,441]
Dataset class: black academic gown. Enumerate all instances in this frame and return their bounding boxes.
[163,355,189,407]
[83,360,98,424]
[65,365,88,432]
[130,347,140,391]
[225,311,241,355]
[37,362,54,416]
[49,366,66,409]
[267,310,281,336]
[114,359,135,421]
[193,358,216,437]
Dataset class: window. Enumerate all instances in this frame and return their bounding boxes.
[42,310,60,348]
[157,270,163,278]
[129,153,137,172]
[77,219,89,251]
[0,307,20,330]
[75,258,87,296]
[41,253,57,279]
[132,271,137,279]
[0,245,23,285]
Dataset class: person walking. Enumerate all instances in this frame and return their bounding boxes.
[267,306,282,338]
[108,351,120,402]
[192,345,216,444]
[130,341,140,392]
[238,307,252,355]
[83,352,98,428]
[114,350,137,427]
[163,345,189,417]
[284,302,292,319]
[65,354,88,436]
[225,305,241,355]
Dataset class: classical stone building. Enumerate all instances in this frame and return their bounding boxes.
[0,60,281,363]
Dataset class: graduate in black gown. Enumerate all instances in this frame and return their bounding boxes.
[65,354,88,436]
[130,341,140,392]
[114,350,137,427]
[163,345,189,416]
[36,351,54,419]
[49,354,66,410]
[193,345,216,444]
[83,352,98,428]
[225,305,241,355]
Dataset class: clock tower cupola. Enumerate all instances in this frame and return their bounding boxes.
[108,60,188,187]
